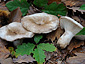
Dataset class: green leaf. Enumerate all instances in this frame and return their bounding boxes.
[15,43,35,57]
[33,0,48,8]
[34,35,43,44]
[76,27,85,35]
[42,3,67,16]
[6,0,30,16]
[42,2,58,15]
[80,4,85,10]
[11,51,16,56]
[38,43,56,52]
[56,3,67,16]
[33,47,46,64]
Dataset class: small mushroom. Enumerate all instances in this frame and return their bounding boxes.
[57,16,83,48]
[21,13,59,33]
[0,22,34,41]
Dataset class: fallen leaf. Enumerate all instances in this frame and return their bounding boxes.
[45,48,59,61]
[0,2,8,10]
[64,1,76,7]
[66,53,85,64]
[72,46,85,53]
[13,55,35,63]
[67,7,85,14]
[9,7,22,22]
[46,27,64,42]
[0,10,10,27]
[0,39,10,62]
[28,5,41,15]
[45,51,53,60]
[1,58,14,64]
[64,1,85,7]
[67,38,84,52]
[72,16,85,27]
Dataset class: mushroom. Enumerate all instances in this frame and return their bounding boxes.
[0,22,34,41]
[57,16,83,48]
[21,13,59,33]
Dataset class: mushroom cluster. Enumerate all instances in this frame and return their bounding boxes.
[0,13,59,46]
[0,13,84,48]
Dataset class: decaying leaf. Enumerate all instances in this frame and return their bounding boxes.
[0,2,8,10]
[66,53,85,64]
[0,39,10,62]
[13,55,35,63]
[72,46,85,53]
[46,27,64,42]
[9,7,22,22]
[45,51,53,60]
[1,58,14,64]
[28,5,41,15]
[64,1,76,7]
[72,16,85,27]
[64,1,85,7]
[0,10,10,27]
[67,38,84,52]
[67,7,85,14]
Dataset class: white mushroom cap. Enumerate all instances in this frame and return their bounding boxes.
[21,13,59,33]
[0,22,34,41]
[57,16,83,48]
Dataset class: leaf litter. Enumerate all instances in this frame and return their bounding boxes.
[9,7,22,22]
[0,0,85,64]
[13,55,35,63]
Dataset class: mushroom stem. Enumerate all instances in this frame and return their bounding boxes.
[57,31,74,48]
[13,39,23,46]
[57,16,83,48]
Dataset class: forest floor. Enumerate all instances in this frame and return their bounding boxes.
[0,0,85,64]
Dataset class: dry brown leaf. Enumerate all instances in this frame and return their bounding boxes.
[72,16,85,27]
[72,46,85,53]
[0,10,10,27]
[46,27,64,42]
[0,39,10,62]
[67,7,85,14]
[45,51,53,60]
[64,1,85,7]
[13,55,35,63]
[28,5,41,15]
[0,2,8,11]
[9,7,22,22]
[64,1,76,7]
[1,58,14,64]
[67,38,84,52]
[66,53,85,64]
